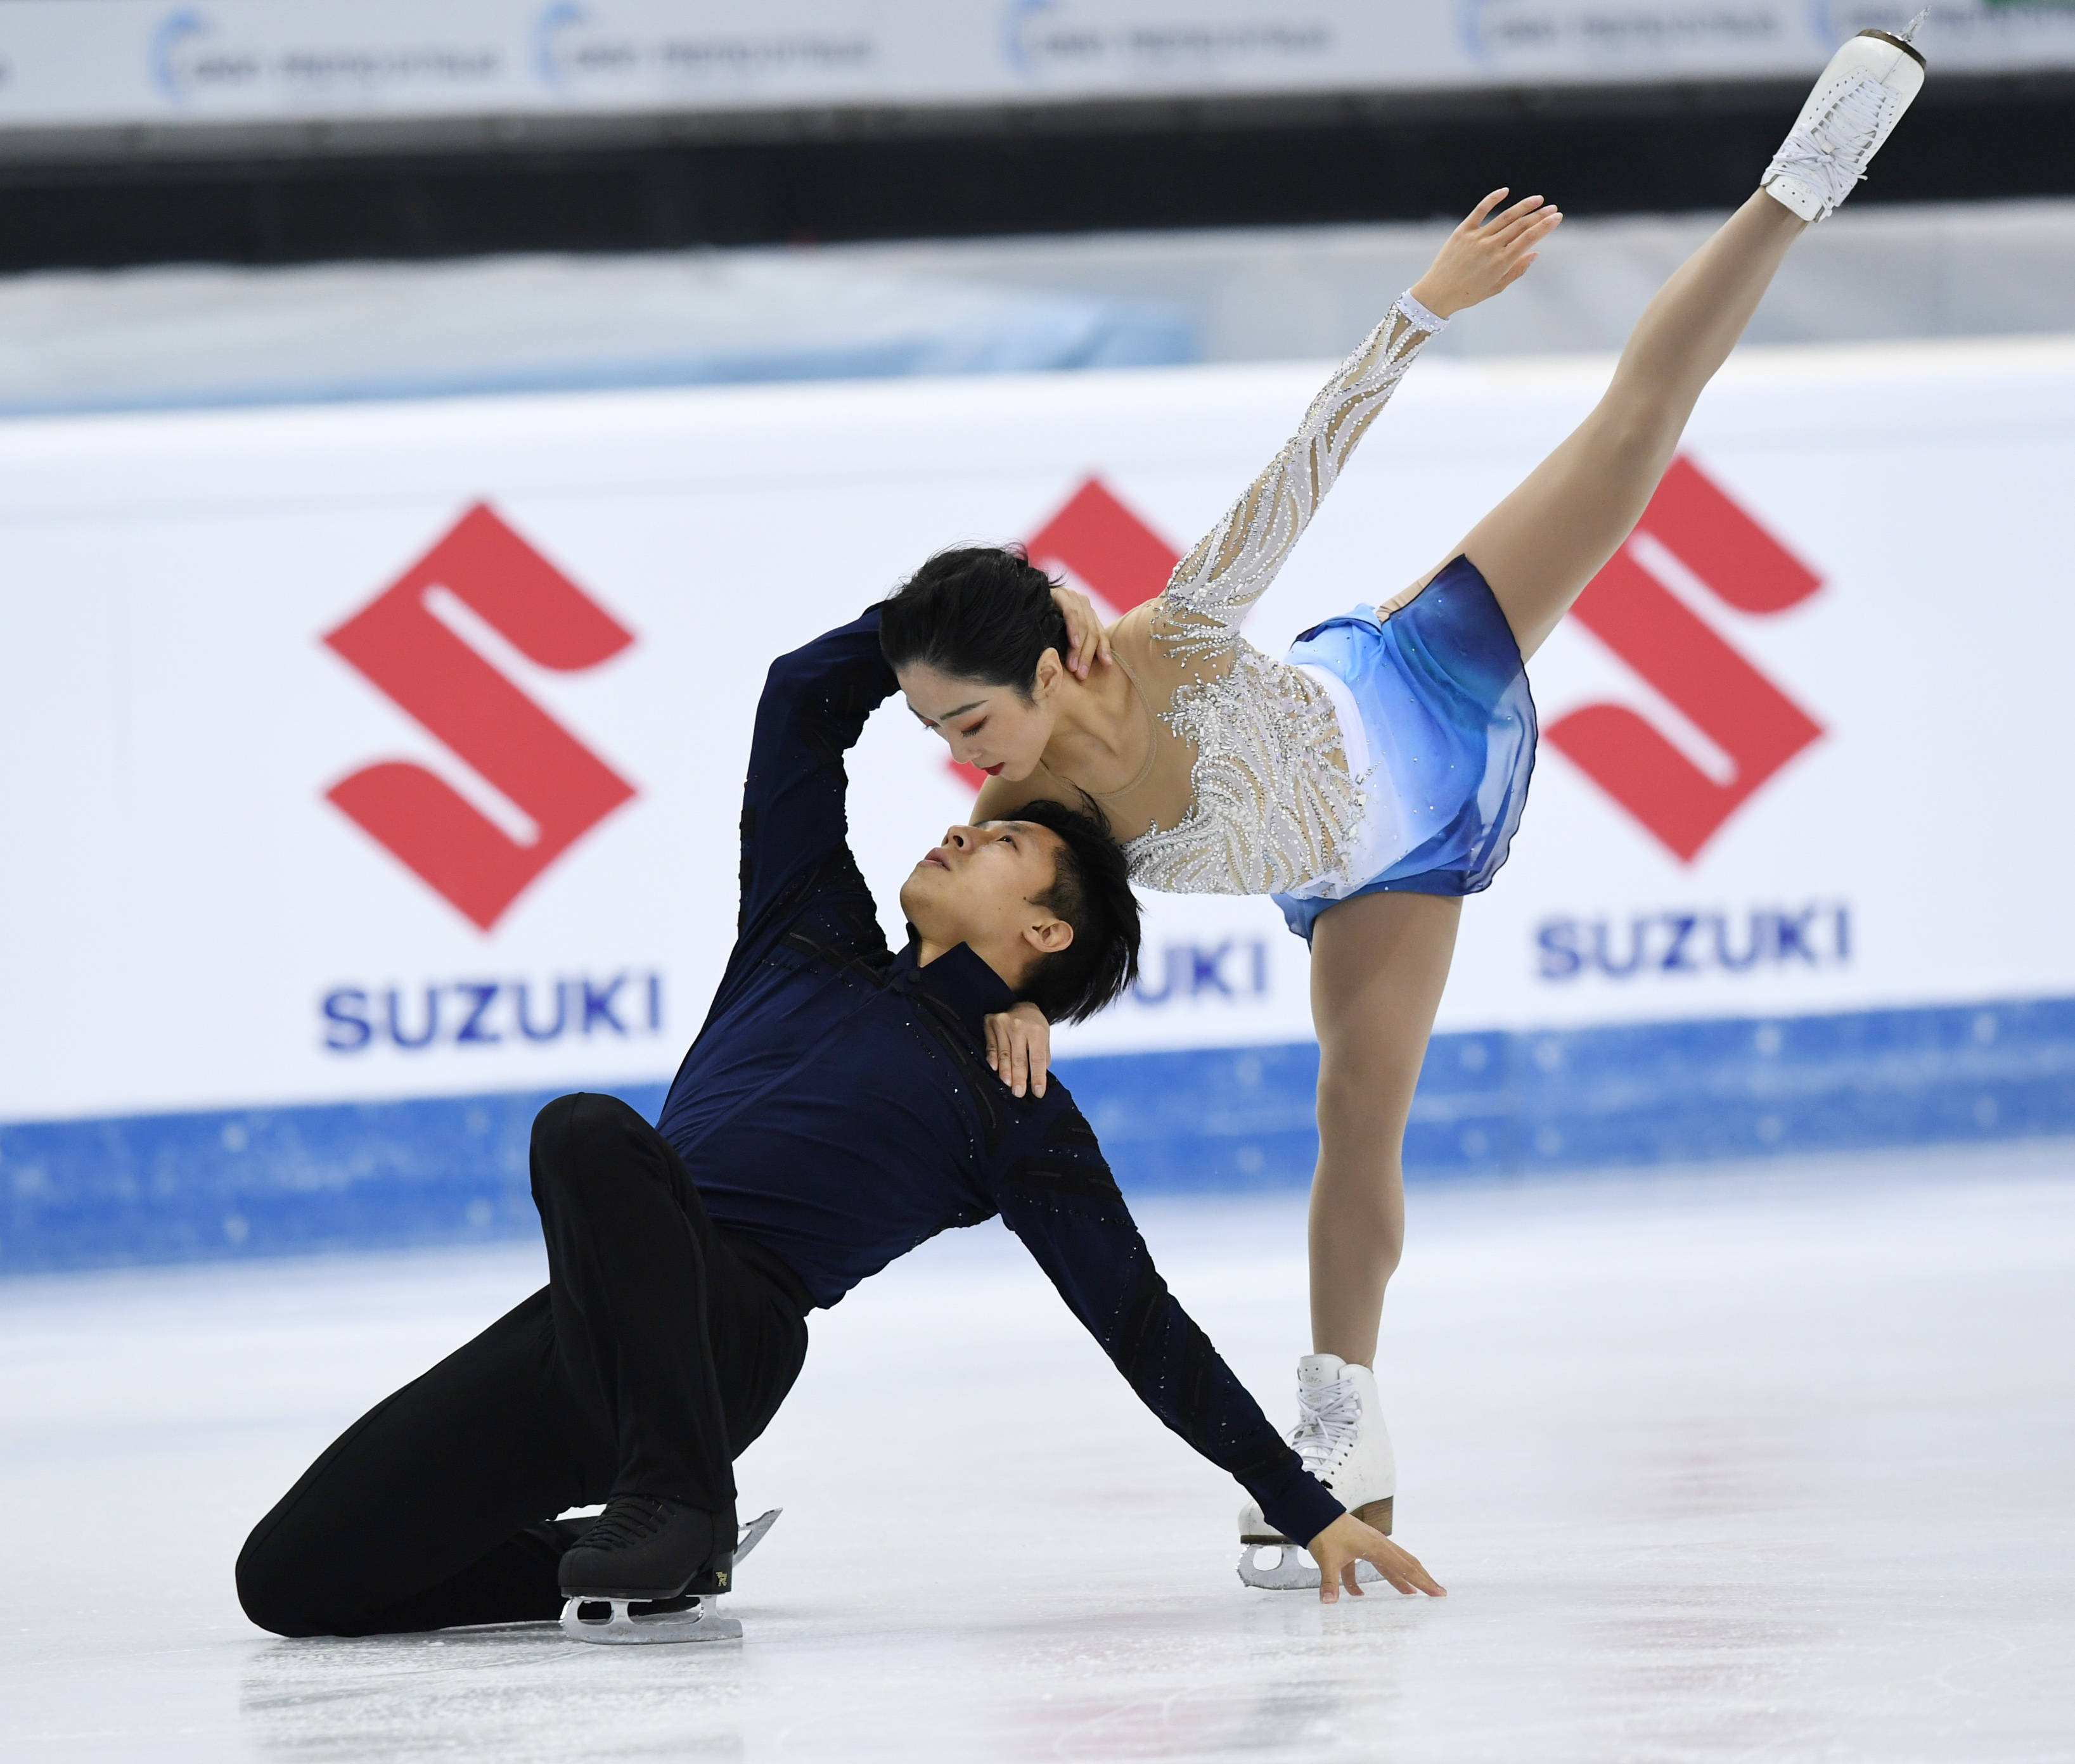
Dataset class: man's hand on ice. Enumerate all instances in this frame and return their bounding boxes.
[1306,1513,1446,1602]
[982,1000,1052,1097]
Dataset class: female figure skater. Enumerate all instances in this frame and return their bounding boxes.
[878,29,1928,1569]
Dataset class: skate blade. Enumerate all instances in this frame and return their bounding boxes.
[560,1593,743,1646]
[733,1507,781,1568]
[1237,1544,1383,1592]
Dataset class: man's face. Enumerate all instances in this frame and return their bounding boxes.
[898,820,1072,978]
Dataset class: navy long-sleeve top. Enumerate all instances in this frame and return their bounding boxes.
[653,611,1344,1549]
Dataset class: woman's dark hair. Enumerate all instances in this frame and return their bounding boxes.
[1013,796,1141,1025]
[877,546,1067,696]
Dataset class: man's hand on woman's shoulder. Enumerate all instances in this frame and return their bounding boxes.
[1050,585,1114,681]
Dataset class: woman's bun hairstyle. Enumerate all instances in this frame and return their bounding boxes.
[876,546,1069,698]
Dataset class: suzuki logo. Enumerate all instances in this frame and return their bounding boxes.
[323,504,638,931]
[1548,456,1824,861]
[948,477,1181,791]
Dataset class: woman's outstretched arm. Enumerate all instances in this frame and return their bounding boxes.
[1147,190,1562,668]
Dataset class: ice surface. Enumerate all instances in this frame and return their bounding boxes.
[4,1147,2073,1762]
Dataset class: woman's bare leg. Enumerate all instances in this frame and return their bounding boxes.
[1307,890,1461,1365]
[1457,189,1806,660]
[1304,195,1804,1370]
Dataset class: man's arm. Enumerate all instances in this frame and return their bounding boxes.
[993,1106,1343,1549]
[735,610,896,943]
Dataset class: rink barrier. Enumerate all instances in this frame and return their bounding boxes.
[1072,994,2075,1189]
[4,992,2073,1274]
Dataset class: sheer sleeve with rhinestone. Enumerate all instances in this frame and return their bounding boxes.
[1150,291,1448,665]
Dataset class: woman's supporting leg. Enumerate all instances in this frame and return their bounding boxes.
[1307,890,1462,1365]
[1456,189,1806,660]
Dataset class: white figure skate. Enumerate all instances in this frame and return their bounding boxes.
[1237,1354,1396,1591]
[559,1507,781,1645]
[1763,15,1927,224]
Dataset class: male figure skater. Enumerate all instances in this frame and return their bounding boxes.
[236,611,1441,1639]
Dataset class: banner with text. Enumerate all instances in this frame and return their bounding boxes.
[1,2,2071,138]
[2,333,2071,1127]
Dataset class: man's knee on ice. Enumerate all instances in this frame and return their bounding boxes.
[236,1524,342,1639]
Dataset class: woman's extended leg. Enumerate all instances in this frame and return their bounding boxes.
[1453,190,1806,660]
[1306,890,1462,1365]
[1272,37,1929,1559]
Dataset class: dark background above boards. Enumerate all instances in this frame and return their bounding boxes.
[2,74,2069,271]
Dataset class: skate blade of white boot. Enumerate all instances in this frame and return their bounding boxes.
[560,1592,742,1645]
[1237,1542,1383,1592]
[558,1508,781,1644]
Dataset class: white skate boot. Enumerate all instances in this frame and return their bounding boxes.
[1762,15,1927,224]
[1236,1354,1396,1591]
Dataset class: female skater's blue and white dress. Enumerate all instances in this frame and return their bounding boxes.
[1117,290,1538,938]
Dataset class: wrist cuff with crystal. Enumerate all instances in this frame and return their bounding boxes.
[1397,289,1451,335]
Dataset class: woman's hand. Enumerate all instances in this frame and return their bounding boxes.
[983,1000,1053,1097]
[1408,189,1564,320]
[1051,584,1114,681]
[1306,1513,1447,1604]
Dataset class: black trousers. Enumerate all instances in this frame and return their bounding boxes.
[236,1093,810,1637]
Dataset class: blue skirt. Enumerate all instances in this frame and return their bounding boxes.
[1270,556,1537,942]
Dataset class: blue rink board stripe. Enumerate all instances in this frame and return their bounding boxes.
[4,994,2073,1275]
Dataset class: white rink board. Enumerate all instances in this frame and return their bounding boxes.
[2,334,2072,1123]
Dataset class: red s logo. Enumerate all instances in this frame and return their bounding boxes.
[1548,455,1825,860]
[323,504,637,931]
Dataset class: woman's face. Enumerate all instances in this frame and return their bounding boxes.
[897,663,1057,781]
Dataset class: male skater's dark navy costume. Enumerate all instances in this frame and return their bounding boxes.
[238,612,1342,1637]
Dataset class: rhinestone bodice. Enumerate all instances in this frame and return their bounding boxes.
[1119,294,1445,897]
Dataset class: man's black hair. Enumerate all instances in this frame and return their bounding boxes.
[877,546,1066,696]
[1012,796,1141,1025]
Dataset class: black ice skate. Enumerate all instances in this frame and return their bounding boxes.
[558,1497,781,1646]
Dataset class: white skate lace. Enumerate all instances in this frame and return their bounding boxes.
[1770,74,1894,215]
[1289,1377,1362,1483]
